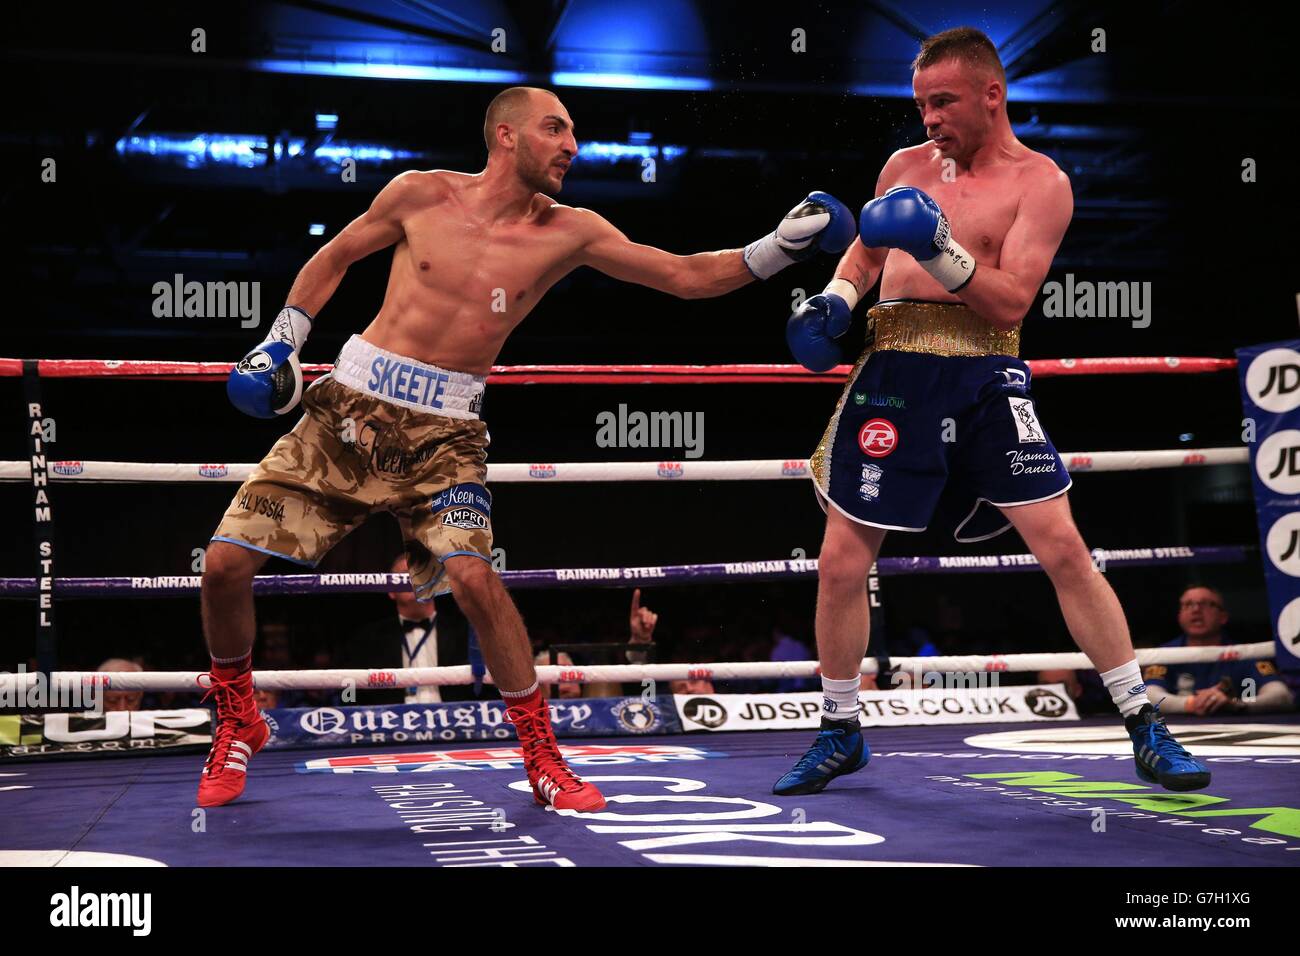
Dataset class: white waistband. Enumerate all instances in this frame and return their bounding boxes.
[331,335,486,420]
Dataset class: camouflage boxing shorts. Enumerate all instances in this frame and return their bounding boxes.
[212,334,492,600]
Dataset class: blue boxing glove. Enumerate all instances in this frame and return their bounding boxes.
[744,191,856,280]
[787,291,853,373]
[858,186,975,292]
[227,306,313,418]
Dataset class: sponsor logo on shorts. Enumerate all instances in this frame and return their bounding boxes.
[854,392,906,409]
[782,460,808,477]
[657,462,684,478]
[1005,450,1059,476]
[996,367,1029,390]
[198,464,228,478]
[468,391,483,415]
[237,490,286,522]
[365,356,451,409]
[857,418,898,458]
[529,464,557,479]
[430,483,492,517]
[373,441,437,477]
[52,461,84,476]
[858,482,880,500]
[861,464,883,482]
[442,507,487,530]
[1008,398,1045,443]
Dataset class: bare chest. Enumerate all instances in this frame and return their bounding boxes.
[400,207,578,306]
[901,168,1024,259]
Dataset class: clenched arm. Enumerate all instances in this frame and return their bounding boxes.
[286,171,426,316]
[576,209,754,300]
[954,166,1073,329]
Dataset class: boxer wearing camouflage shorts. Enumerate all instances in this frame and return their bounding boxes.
[213,336,492,602]
[195,85,855,811]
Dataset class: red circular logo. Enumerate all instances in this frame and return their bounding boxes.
[858,418,898,457]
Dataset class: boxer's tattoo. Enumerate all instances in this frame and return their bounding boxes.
[848,263,872,297]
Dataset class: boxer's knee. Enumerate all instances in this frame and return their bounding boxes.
[1034,527,1095,581]
[817,541,873,595]
[445,556,500,610]
[202,541,264,595]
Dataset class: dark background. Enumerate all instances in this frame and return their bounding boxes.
[1,1,1289,680]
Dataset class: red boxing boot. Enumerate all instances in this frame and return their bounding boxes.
[196,672,271,808]
[506,699,606,813]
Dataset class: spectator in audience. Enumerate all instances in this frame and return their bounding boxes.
[347,554,477,704]
[770,619,816,693]
[97,658,143,711]
[530,623,582,700]
[1142,585,1294,716]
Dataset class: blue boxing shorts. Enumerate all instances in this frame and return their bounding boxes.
[810,299,1071,542]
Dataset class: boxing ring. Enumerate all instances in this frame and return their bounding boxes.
[3,352,1297,868]
[5,718,1299,868]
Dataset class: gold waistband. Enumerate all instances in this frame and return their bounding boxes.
[867,301,1020,358]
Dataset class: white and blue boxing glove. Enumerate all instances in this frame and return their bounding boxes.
[226,306,313,418]
[858,186,975,292]
[744,191,856,280]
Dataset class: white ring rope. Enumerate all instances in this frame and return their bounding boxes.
[0,447,1249,483]
[0,642,1274,693]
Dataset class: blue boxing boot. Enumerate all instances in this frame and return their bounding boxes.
[773,717,871,796]
[1125,704,1211,791]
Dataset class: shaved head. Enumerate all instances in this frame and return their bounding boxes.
[481,85,576,195]
[484,86,556,153]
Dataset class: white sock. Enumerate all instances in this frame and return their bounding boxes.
[1099,659,1150,718]
[821,675,862,722]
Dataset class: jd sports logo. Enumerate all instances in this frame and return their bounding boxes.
[683,697,727,729]
[1256,430,1300,495]
[1246,349,1300,413]
[1267,447,1300,481]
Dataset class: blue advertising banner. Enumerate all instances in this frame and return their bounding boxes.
[1237,340,1300,681]
[263,695,681,749]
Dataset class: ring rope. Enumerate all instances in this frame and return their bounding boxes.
[0,355,1238,384]
[0,448,1248,484]
[0,642,1274,693]
[0,546,1251,599]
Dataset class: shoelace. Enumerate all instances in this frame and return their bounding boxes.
[508,706,583,793]
[200,677,257,777]
[1145,714,1194,760]
[791,728,844,775]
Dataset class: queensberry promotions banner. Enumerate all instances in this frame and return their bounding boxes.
[1237,341,1300,677]
[263,695,681,749]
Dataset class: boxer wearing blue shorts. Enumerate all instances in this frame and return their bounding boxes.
[811,299,1070,542]
[772,26,1208,800]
